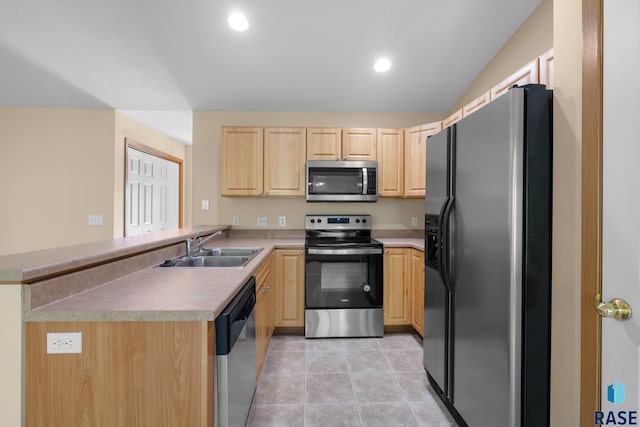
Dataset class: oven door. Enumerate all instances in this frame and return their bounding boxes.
[305,246,383,309]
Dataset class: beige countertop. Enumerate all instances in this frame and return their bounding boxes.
[26,238,304,322]
[15,230,423,323]
[0,225,226,283]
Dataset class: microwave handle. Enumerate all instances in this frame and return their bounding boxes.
[362,168,368,195]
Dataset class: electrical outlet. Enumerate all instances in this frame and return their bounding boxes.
[278,216,287,227]
[411,217,419,227]
[201,199,210,211]
[257,217,268,227]
[232,215,240,226]
[47,332,82,354]
[88,215,103,225]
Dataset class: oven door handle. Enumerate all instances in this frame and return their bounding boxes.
[306,247,383,255]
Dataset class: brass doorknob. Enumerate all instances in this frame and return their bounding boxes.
[595,294,632,321]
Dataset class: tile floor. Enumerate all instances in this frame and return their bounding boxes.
[247,332,457,427]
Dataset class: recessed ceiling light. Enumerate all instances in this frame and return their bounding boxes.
[374,58,392,73]
[228,12,249,32]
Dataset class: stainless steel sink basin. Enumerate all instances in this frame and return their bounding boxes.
[173,255,250,268]
[157,247,263,268]
[197,247,263,257]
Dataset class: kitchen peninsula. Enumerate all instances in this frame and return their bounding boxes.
[1,226,422,426]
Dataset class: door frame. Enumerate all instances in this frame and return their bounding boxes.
[581,0,603,423]
[124,138,185,234]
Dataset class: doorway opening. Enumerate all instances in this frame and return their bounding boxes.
[124,139,183,236]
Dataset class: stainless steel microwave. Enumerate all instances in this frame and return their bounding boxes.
[306,160,378,202]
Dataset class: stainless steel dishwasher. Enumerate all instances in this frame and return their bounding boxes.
[215,277,257,427]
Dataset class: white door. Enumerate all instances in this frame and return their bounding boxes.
[601,0,640,419]
[125,147,180,236]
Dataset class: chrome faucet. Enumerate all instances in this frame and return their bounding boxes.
[185,230,223,256]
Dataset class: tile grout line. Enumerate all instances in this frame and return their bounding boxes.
[343,339,366,427]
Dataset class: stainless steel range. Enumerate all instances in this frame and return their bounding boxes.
[304,214,384,338]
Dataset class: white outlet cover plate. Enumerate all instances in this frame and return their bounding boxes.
[232,216,240,225]
[47,332,82,354]
[88,215,103,225]
[279,216,286,227]
[257,217,267,226]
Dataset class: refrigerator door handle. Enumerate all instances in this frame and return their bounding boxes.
[441,197,455,291]
[437,198,451,291]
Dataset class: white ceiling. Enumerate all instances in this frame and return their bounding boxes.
[0,0,541,144]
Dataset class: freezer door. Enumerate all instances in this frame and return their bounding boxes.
[452,88,524,426]
[423,262,449,400]
[425,128,450,216]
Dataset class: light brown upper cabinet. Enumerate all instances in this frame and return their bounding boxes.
[221,126,264,196]
[539,48,554,89]
[462,91,491,118]
[442,109,463,128]
[342,128,377,161]
[404,121,442,198]
[306,128,342,160]
[307,127,377,161]
[490,58,540,101]
[263,127,306,196]
[221,126,306,197]
[377,128,404,197]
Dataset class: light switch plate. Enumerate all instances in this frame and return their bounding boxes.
[232,216,240,225]
[201,200,210,211]
[411,217,419,227]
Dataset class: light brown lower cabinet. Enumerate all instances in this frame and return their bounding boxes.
[383,247,425,336]
[26,321,214,427]
[255,253,275,379]
[275,248,305,328]
[383,247,411,325]
[411,249,425,337]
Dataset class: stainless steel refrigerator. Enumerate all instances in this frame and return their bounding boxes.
[423,84,552,427]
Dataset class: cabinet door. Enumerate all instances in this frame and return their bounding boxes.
[404,122,441,198]
[255,255,274,379]
[384,247,411,325]
[442,109,462,128]
[411,249,425,337]
[342,128,377,161]
[462,91,490,118]
[264,127,306,197]
[490,58,539,100]
[306,128,341,160]
[377,128,404,197]
[255,279,268,380]
[539,48,554,89]
[221,127,264,196]
[275,249,305,328]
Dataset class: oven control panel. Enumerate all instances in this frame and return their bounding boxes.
[305,215,371,230]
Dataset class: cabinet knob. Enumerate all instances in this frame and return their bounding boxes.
[343,156,348,160]
[300,251,304,255]
[258,191,262,195]
[385,250,389,254]
[265,191,269,196]
[263,286,269,293]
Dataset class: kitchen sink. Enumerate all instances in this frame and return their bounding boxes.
[173,255,250,268]
[197,247,263,257]
[157,247,263,268]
